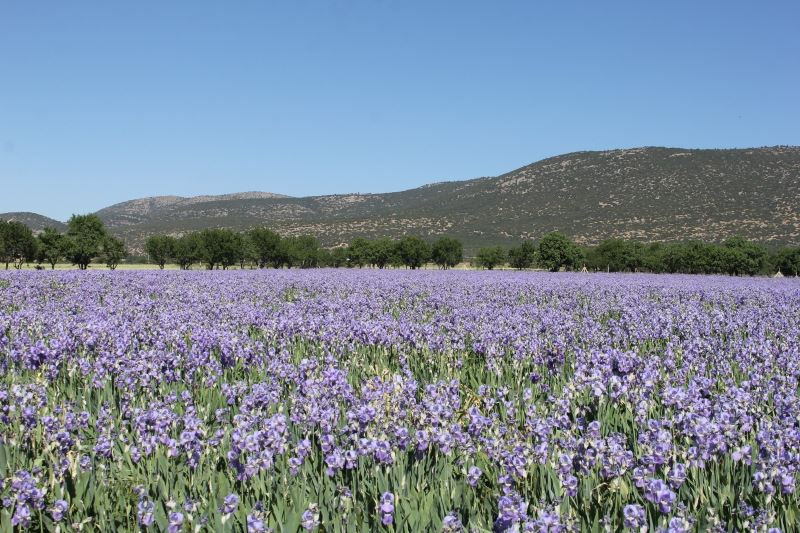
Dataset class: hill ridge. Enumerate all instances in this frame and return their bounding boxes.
[4,146,799,252]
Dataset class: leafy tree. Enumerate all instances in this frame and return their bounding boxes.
[369,238,396,269]
[475,246,506,270]
[661,241,715,274]
[286,235,320,268]
[772,246,800,276]
[586,239,645,272]
[238,233,257,269]
[642,242,667,273]
[173,234,201,270]
[248,228,283,268]
[198,229,241,270]
[316,248,333,268]
[722,236,767,276]
[507,241,536,270]
[0,220,38,269]
[272,239,292,268]
[145,235,176,269]
[65,214,107,270]
[37,227,68,269]
[101,236,127,270]
[329,247,349,268]
[395,236,430,269]
[537,232,583,272]
[431,237,463,269]
[347,238,373,268]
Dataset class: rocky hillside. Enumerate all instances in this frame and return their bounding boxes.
[5,146,800,253]
[0,212,67,233]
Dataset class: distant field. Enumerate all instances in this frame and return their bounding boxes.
[10,262,508,271]
[13,263,181,271]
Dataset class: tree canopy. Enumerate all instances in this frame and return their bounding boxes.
[145,235,176,269]
[431,237,463,269]
[37,227,68,269]
[0,220,38,269]
[507,241,536,270]
[537,232,583,272]
[395,236,430,269]
[65,214,108,270]
[475,246,506,270]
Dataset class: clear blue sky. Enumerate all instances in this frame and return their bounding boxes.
[1,1,798,220]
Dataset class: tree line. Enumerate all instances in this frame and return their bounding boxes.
[0,215,126,270]
[2,214,799,275]
[476,233,800,276]
[144,230,465,270]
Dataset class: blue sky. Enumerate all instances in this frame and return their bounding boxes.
[1,1,798,220]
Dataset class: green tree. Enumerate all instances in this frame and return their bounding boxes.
[173,233,201,270]
[722,236,767,276]
[238,233,257,269]
[662,241,715,274]
[347,238,372,268]
[586,239,645,272]
[316,248,333,268]
[772,246,800,276]
[37,227,68,269]
[395,236,430,269]
[431,237,463,269]
[475,246,506,270]
[248,228,283,268]
[329,247,349,268]
[537,232,583,272]
[101,236,127,270]
[507,241,536,270]
[369,238,396,269]
[0,220,38,269]
[64,214,107,270]
[145,235,176,269]
[198,229,241,270]
[642,242,667,273]
[286,235,320,268]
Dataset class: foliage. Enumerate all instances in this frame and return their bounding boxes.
[65,214,108,270]
[507,241,536,270]
[248,228,283,268]
[145,235,176,269]
[772,246,800,276]
[431,237,463,269]
[0,220,38,269]
[586,239,645,272]
[347,238,372,268]
[286,236,320,269]
[537,232,583,272]
[721,236,768,276]
[173,234,202,270]
[100,235,127,270]
[198,229,241,270]
[475,246,506,270]
[395,236,430,269]
[36,227,68,269]
[369,238,396,269]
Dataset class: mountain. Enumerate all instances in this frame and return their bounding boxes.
[0,212,67,233]
[6,146,800,253]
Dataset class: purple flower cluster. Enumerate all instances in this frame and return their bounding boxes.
[0,269,798,530]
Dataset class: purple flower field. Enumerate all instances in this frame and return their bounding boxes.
[0,270,799,531]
